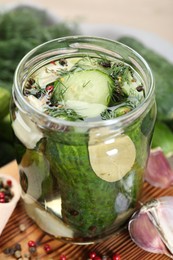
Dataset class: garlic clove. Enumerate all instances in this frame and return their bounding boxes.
[149,197,173,255]
[128,210,168,255]
[145,148,173,188]
[128,197,173,258]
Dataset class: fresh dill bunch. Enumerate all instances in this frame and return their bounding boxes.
[0,6,79,85]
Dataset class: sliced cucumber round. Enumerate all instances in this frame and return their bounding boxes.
[53,69,114,108]
[65,100,107,118]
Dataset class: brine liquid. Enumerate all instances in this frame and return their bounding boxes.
[23,55,145,122]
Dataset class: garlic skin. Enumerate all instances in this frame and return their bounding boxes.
[145,148,173,188]
[128,197,173,258]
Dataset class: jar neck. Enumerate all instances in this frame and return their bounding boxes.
[13,36,155,130]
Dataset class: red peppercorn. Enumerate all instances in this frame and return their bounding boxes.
[93,256,102,260]
[46,85,54,92]
[0,198,5,203]
[44,244,51,253]
[112,253,121,260]
[6,180,12,187]
[50,61,56,65]
[0,192,5,199]
[28,240,36,247]
[60,255,67,260]
[89,251,97,259]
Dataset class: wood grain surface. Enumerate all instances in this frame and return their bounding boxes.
[0,161,172,260]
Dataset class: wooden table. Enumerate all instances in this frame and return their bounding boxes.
[0,160,172,260]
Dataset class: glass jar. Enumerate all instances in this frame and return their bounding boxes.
[11,36,156,244]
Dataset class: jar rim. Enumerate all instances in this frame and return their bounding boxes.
[13,35,155,129]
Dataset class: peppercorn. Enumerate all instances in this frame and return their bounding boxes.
[60,254,67,260]
[14,243,22,251]
[3,247,13,255]
[0,191,5,199]
[44,244,51,253]
[29,246,37,254]
[50,61,56,65]
[59,59,67,66]
[0,178,13,203]
[28,240,36,247]
[69,209,79,216]
[99,60,111,68]
[6,179,12,187]
[93,256,102,260]
[112,253,121,260]
[46,85,54,92]
[28,78,35,86]
[89,251,97,259]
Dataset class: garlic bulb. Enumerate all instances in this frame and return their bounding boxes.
[128,196,173,258]
[145,148,173,188]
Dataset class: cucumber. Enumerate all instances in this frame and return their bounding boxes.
[152,121,173,157]
[65,100,107,118]
[118,36,173,121]
[0,114,13,142]
[45,132,118,237]
[44,127,145,237]
[52,69,114,117]
[115,164,143,213]
[126,116,150,169]
[0,87,11,118]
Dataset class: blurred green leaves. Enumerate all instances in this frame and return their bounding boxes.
[118,36,173,156]
[0,5,79,166]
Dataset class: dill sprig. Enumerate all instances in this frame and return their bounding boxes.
[52,78,69,102]
[101,109,114,120]
[97,55,112,68]
[126,95,143,109]
[108,62,134,104]
[44,106,83,121]
[110,62,133,84]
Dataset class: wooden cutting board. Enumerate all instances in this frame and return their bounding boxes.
[0,161,172,260]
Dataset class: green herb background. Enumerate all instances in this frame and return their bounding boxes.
[118,36,173,158]
[0,5,79,166]
[0,5,173,167]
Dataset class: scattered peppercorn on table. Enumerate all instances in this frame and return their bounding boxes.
[0,160,172,260]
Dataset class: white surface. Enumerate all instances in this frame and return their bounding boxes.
[0,1,173,63]
[0,0,172,44]
[80,23,173,63]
